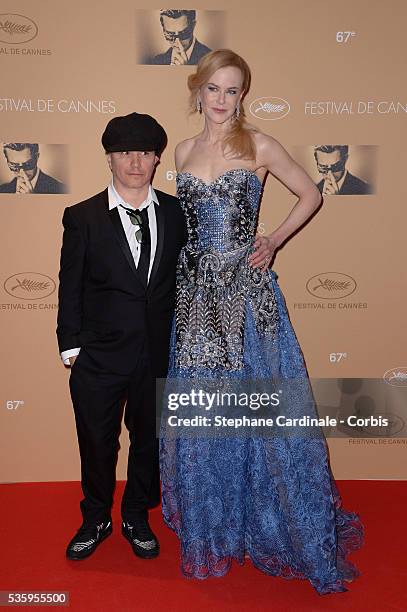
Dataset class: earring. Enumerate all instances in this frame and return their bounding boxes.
[197,99,202,114]
[235,103,241,119]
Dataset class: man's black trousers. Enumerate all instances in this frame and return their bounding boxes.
[69,341,160,525]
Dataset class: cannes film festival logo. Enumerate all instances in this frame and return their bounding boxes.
[249,97,290,120]
[4,273,56,300]
[383,367,407,387]
[306,272,357,299]
[0,14,38,44]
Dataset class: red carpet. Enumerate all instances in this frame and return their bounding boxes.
[0,481,405,611]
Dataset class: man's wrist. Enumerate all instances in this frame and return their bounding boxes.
[61,347,81,365]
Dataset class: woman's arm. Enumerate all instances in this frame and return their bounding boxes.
[249,133,322,270]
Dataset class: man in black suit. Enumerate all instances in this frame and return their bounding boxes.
[150,9,211,65]
[0,143,67,194]
[314,145,372,195]
[57,113,186,561]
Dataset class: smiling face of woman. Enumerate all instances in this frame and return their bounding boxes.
[199,66,244,124]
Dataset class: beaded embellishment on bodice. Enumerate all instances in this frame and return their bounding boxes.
[175,169,278,372]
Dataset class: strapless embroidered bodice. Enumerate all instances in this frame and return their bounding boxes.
[175,169,278,372]
[176,169,262,253]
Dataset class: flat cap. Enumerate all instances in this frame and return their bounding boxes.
[102,112,167,155]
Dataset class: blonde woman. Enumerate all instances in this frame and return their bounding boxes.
[160,49,363,594]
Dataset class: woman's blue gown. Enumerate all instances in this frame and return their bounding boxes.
[160,169,363,594]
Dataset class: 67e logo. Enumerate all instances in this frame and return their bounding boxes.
[6,400,24,410]
[336,31,356,43]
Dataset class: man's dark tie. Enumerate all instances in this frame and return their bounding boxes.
[137,207,151,286]
[121,205,151,286]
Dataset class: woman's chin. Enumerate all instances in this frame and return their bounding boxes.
[206,111,232,124]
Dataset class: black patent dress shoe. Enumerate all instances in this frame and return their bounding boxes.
[66,520,112,560]
[122,518,160,559]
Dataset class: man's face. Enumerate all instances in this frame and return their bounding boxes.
[107,151,158,192]
[5,147,38,181]
[162,15,194,51]
[315,150,346,182]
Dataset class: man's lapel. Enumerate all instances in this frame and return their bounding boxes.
[190,40,204,65]
[148,200,165,293]
[35,169,49,193]
[107,204,139,279]
[189,41,198,65]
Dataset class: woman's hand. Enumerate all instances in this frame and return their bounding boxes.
[248,234,277,271]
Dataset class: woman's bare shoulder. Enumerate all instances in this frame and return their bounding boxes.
[175,137,198,170]
[251,129,282,151]
[252,130,289,168]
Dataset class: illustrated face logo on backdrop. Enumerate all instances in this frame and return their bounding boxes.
[290,145,377,197]
[0,143,69,195]
[313,145,374,196]
[135,9,225,66]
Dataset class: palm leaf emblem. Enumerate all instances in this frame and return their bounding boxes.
[11,277,50,292]
[312,277,351,292]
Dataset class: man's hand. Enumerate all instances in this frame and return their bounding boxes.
[16,169,34,193]
[68,356,77,366]
[171,38,188,65]
[322,170,340,195]
[248,234,277,271]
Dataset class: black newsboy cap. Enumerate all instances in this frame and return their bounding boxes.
[102,112,167,155]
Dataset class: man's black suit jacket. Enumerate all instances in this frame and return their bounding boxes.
[0,169,67,194]
[317,171,372,195]
[151,39,211,65]
[57,188,186,376]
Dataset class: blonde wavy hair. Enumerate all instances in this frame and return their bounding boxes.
[188,49,256,160]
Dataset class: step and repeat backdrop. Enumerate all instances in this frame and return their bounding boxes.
[1,0,406,482]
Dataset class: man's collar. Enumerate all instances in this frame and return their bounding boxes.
[29,167,40,190]
[336,168,348,191]
[108,181,159,211]
[186,37,196,60]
